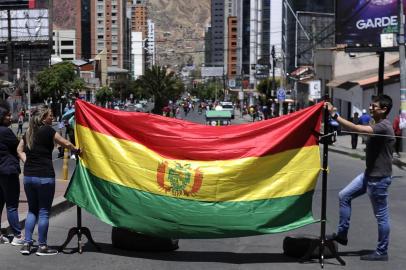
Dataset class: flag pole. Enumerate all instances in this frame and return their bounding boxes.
[300,101,346,267]
[58,157,101,253]
[319,102,346,266]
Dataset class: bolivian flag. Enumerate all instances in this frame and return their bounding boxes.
[65,100,324,238]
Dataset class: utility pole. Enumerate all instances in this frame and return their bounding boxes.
[240,69,244,118]
[271,45,276,117]
[271,45,276,96]
[27,60,31,121]
[7,9,13,83]
[399,0,406,151]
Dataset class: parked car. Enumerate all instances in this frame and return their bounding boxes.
[219,101,235,119]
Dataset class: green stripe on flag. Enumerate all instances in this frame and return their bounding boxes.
[65,162,317,238]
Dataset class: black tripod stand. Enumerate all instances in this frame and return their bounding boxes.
[59,155,100,254]
[300,105,345,268]
[59,206,101,254]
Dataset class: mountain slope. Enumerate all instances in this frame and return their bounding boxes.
[53,0,210,68]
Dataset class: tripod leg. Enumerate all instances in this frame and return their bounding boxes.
[78,229,83,254]
[59,227,79,252]
[81,227,101,251]
[326,240,346,266]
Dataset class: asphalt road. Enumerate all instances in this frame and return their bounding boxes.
[1,107,405,269]
[1,148,405,269]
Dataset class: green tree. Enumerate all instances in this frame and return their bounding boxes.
[136,65,184,114]
[110,77,133,101]
[70,78,86,96]
[195,79,223,101]
[95,86,113,107]
[35,62,78,100]
[256,77,281,97]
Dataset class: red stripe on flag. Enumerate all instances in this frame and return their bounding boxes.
[75,100,323,161]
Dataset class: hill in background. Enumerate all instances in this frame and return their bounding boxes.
[53,0,210,70]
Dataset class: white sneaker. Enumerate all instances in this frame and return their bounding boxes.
[70,155,76,160]
[11,235,25,246]
[0,235,10,244]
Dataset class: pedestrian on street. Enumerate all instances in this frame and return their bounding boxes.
[359,109,371,143]
[0,101,24,246]
[350,112,359,149]
[17,105,79,256]
[392,111,404,158]
[17,109,24,136]
[326,94,395,261]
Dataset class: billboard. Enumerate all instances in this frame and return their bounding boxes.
[0,0,48,9]
[336,0,405,47]
[0,9,49,41]
[201,67,224,77]
[0,0,28,9]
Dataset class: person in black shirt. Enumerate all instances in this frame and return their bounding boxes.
[0,101,24,245]
[326,95,395,261]
[17,105,79,256]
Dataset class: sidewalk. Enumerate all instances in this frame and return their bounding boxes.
[329,133,406,167]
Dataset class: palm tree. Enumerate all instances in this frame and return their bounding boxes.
[137,65,183,114]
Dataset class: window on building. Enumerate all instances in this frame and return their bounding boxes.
[61,40,74,46]
[61,49,74,54]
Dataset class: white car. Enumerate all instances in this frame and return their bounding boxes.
[219,101,235,119]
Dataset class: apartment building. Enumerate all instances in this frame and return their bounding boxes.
[75,0,128,68]
[52,29,76,61]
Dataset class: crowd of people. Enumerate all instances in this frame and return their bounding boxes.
[0,101,79,256]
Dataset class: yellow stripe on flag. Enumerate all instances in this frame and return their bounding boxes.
[77,124,321,202]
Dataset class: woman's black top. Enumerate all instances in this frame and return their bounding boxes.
[23,125,56,178]
[0,126,20,175]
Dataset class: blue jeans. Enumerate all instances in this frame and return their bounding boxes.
[23,176,55,246]
[0,174,21,236]
[337,173,391,255]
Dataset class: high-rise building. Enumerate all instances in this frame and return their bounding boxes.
[132,0,148,37]
[237,0,271,88]
[206,0,271,89]
[146,19,155,67]
[130,0,149,78]
[75,0,128,68]
[270,0,282,77]
[282,0,334,74]
[52,29,76,61]
[210,0,225,67]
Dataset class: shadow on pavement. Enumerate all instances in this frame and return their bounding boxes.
[339,249,374,257]
[69,242,303,264]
